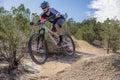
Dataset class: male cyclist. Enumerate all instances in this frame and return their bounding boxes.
[31,1,65,46]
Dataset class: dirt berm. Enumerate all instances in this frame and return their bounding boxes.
[49,54,120,80]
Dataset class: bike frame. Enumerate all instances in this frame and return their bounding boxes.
[32,21,59,45]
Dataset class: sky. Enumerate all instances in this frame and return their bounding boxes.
[0,0,120,22]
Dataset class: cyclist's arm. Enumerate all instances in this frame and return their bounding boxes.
[30,14,46,26]
[35,20,41,25]
[50,8,61,17]
[34,16,46,25]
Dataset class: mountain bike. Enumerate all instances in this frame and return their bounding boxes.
[28,20,75,64]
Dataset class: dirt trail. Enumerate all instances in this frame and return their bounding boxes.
[74,39,106,56]
[49,54,120,80]
[21,39,108,80]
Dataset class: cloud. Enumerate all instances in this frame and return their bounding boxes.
[89,0,120,22]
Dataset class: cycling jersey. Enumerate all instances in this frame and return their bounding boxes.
[40,8,65,23]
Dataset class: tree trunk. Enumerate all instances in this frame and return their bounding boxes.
[107,39,110,54]
[8,50,18,79]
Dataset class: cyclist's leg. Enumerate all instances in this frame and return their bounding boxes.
[54,18,65,45]
[55,24,62,35]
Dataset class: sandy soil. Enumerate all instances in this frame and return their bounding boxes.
[1,38,118,80]
[19,39,111,80]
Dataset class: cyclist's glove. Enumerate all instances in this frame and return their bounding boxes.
[37,20,41,23]
[30,22,34,25]
[36,20,41,25]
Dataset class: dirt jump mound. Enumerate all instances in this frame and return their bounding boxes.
[50,54,120,80]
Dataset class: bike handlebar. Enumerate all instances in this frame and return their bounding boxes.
[30,15,55,26]
[30,20,47,26]
[37,19,48,25]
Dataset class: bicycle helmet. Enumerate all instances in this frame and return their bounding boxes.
[40,1,49,9]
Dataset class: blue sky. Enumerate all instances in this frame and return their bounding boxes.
[0,0,93,22]
[0,0,120,22]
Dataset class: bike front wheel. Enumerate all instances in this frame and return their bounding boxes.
[62,34,75,55]
[28,33,48,64]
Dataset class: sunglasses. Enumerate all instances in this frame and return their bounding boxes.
[42,7,47,9]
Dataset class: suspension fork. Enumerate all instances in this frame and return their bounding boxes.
[37,29,45,48]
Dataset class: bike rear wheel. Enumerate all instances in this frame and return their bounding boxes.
[28,33,48,64]
[62,34,75,55]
